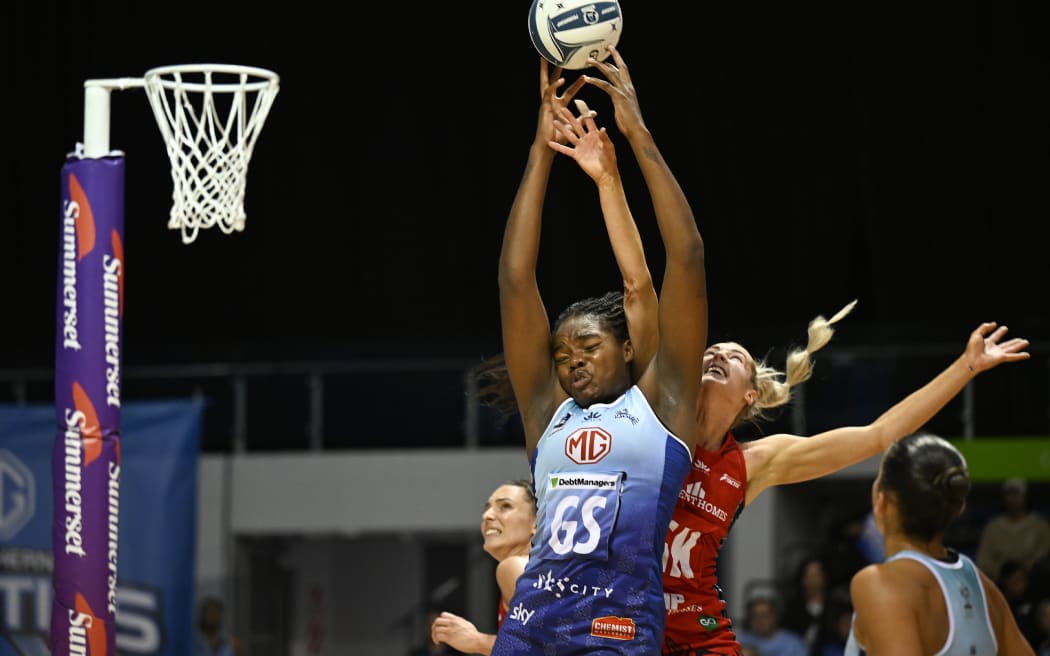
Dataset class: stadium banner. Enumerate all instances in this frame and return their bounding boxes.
[0,400,202,656]
[952,437,1050,481]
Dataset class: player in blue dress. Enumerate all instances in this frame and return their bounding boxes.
[847,431,1035,655]
[485,56,707,654]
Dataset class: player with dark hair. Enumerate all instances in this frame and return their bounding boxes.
[487,50,707,654]
[431,479,536,654]
[846,433,1035,655]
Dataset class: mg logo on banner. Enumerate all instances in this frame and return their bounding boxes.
[0,449,35,540]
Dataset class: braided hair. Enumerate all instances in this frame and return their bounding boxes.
[475,291,628,426]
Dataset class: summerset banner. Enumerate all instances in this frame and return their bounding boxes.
[0,152,201,655]
[0,400,202,655]
[52,154,125,655]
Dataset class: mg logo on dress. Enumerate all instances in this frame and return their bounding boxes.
[565,427,612,464]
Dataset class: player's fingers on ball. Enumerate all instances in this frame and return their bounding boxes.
[587,57,613,75]
[607,45,630,75]
[580,74,613,95]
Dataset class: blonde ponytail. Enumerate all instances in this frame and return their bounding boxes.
[736,300,857,428]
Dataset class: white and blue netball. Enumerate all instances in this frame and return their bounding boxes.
[528,0,623,70]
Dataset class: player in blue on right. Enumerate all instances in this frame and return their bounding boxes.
[846,432,1035,656]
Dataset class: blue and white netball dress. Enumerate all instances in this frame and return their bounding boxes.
[492,385,692,655]
[844,549,997,656]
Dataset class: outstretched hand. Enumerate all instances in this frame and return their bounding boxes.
[548,101,619,184]
[537,57,587,147]
[965,323,1030,374]
[581,44,647,139]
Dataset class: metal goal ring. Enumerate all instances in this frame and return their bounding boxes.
[143,63,280,92]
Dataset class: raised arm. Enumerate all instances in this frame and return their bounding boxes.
[745,322,1031,503]
[582,45,707,443]
[499,59,586,455]
[553,99,658,381]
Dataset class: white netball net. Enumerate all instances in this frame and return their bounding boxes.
[143,64,279,244]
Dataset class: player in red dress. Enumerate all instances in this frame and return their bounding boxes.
[579,44,1032,656]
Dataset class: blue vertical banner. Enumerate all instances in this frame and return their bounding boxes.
[53,154,126,655]
[0,400,203,656]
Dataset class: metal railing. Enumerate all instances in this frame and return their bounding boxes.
[4,344,1048,451]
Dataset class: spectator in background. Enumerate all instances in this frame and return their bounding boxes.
[735,594,807,656]
[1000,559,1040,648]
[854,511,885,565]
[1029,551,1050,610]
[781,556,835,655]
[818,508,888,596]
[814,590,854,656]
[194,596,242,656]
[1025,544,1050,653]
[976,477,1050,581]
[740,644,760,656]
[1033,598,1050,656]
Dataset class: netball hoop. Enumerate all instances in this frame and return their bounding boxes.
[49,63,279,654]
[142,64,280,244]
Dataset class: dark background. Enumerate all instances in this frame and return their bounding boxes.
[4,1,1048,393]
[5,6,1047,652]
